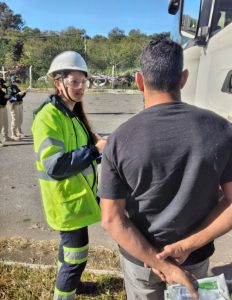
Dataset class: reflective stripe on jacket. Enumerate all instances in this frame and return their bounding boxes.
[32,96,101,231]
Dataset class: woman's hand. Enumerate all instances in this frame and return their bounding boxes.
[94,133,107,153]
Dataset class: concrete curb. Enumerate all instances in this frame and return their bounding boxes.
[1,260,123,278]
[3,260,231,288]
[27,87,141,95]
[88,89,141,95]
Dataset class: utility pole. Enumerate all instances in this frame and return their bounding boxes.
[29,66,32,89]
[1,66,6,80]
[84,36,87,61]
[112,65,115,89]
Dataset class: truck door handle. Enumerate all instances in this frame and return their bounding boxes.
[222,70,232,94]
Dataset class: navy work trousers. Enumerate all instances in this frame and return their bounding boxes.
[55,227,89,293]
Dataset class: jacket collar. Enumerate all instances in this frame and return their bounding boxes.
[33,95,79,119]
[50,95,79,118]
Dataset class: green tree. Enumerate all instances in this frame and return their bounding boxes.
[92,34,107,42]
[21,27,41,37]
[149,32,170,39]
[108,27,125,42]
[20,29,86,79]
[0,2,24,33]
[21,38,61,78]
[87,38,109,72]
[0,38,7,65]
[128,29,146,38]
[61,26,86,37]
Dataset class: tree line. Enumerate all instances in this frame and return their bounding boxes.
[0,2,170,81]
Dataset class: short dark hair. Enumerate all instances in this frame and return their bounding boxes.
[140,36,183,92]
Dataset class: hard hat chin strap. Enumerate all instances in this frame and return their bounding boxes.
[61,77,77,103]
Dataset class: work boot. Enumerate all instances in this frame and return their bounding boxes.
[0,141,4,147]
[76,281,98,295]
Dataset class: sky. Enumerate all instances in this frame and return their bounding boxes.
[4,0,177,37]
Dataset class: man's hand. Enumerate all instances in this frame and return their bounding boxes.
[101,199,199,298]
[144,262,166,281]
[160,262,199,298]
[145,259,198,298]
[156,242,191,265]
[17,91,26,96]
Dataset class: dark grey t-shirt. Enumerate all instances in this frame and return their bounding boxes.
[100,101,232,265]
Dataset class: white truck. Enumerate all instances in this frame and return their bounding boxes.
[168,0,232,120]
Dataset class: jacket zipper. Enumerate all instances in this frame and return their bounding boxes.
[71,117,97,190]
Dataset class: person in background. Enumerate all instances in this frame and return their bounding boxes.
[7,75,27,140]
[0,78,10,147]
[100,37,232,300]
[32,51,106,300]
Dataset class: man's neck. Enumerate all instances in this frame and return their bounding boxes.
[143,89,181,108]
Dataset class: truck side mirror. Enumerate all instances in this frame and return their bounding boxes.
[180,0,201,39]
[221,70,232,94]
[168,0,180,15]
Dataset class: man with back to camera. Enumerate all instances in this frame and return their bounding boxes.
[100,36,232,299]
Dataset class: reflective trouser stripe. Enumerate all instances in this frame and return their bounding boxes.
[58,260,62,272]
[63,244,88,264]
[54,287,75,300]
[35,152,40,162]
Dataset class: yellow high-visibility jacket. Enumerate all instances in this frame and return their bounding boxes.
[32,95,101,231]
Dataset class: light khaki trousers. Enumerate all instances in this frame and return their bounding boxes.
[0,105,9,139]
[120,254,209,300]
[9,102,23,136]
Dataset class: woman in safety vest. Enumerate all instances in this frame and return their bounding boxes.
[32,51,106,300]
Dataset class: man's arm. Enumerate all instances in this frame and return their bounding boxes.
[101,198,199,298]
[156,182,232,263]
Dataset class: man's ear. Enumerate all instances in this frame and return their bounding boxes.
[135,72,144,92]
[180,69,189,89]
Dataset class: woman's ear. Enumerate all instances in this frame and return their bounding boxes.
[54,79,63,95]
[54,79,60,89]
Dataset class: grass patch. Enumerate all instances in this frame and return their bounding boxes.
[0,237,120,271]
[0,263,126,299]
[0,237,123,298]
[0,238,123,299]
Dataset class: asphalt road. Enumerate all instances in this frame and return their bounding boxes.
[0,91,143,249]
[0,91,231,283]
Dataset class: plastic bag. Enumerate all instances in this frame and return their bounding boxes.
[164,274,230,300]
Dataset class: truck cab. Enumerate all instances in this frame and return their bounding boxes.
[169,0,232,119]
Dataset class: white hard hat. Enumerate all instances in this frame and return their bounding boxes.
[47,51,89,77]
